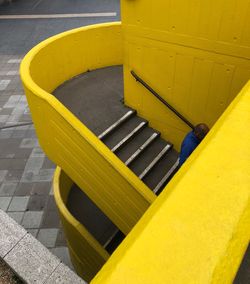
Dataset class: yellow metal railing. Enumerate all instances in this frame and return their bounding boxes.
[20,22,155,237]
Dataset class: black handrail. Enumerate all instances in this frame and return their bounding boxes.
[131,70,195,130]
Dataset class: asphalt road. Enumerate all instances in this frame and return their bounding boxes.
[0,0,120,54]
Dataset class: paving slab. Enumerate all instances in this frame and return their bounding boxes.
[21,211,43,229]
[7,211,24,224]
[27,229,39,238]
[8,196,29,211]
[46,262,85,284]
[31,181,51,195]
[27,194,48,211]
[50,247,72,267]
[0,209,27,258]
[37,228,59,248]
[0,196,12,211]
[0,169,8,181]
[41,209,61,229]
[4,233,60,284]
[14,182,33,196]
[0,182,17,196]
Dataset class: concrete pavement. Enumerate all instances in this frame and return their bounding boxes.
[0,0,120,271]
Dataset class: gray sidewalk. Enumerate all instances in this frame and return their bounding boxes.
[0,0,120,271]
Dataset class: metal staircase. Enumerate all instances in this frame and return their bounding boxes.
[66,108,179,256]
[99,109,179,194]
[55,67,182,258]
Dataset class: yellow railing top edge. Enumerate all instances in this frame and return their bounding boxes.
[20,21,154,203]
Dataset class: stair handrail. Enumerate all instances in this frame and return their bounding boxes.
[131,70,195,130]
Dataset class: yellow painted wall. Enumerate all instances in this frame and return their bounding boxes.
[121,0,250,149]
[92,79,250,284]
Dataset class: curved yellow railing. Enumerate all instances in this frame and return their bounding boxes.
[20,22,155,237]
[54,167,109,282]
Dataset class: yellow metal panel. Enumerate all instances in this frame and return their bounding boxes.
[92,81,250,284]
[122,0,250,149]
[20,23,156,236]
[53,167,109,282]
[188,58,214,124]
[198,0,224,40]
[239,3,250,46]
[229,66,250,104]
[123,34,250,148]
[168,0,190,34]
[205,63,235,126]
[151,2,171,31]
[123,0,250,46]
[171,54,194,115]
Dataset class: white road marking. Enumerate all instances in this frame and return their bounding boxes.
[0,71,19,76]
[8,59,22,63]
[3,95,21,108]
[0,80,11,91]
[0,12,117,20]
[6,70,19,76]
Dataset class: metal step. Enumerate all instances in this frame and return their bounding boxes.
[103,228,119,249]
[128,136,168,176]
[97,107,179,193]
[98,110,136,140]
[125,132,160,166]
[112,121,148,152]
[104,229,125,254]
[142,147,179,191]
[114,127,158,163]
[153,159,179,194]
[139,144,172,180]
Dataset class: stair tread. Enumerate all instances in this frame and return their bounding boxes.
[103,116,146,149]
[98,109,136,140]
[129,138,171,176]
[116,127,159,163]
[105,230,125,254]
[125,132,160,166]
[99,106,179,194]
[139,144,172,180]
[153,159,179,194]
[111,121,147,152]
[143,148,179,191]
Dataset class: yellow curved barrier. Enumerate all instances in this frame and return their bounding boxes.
[20,22,156,237]
[54,167,109,282]
[92,81,250,284]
